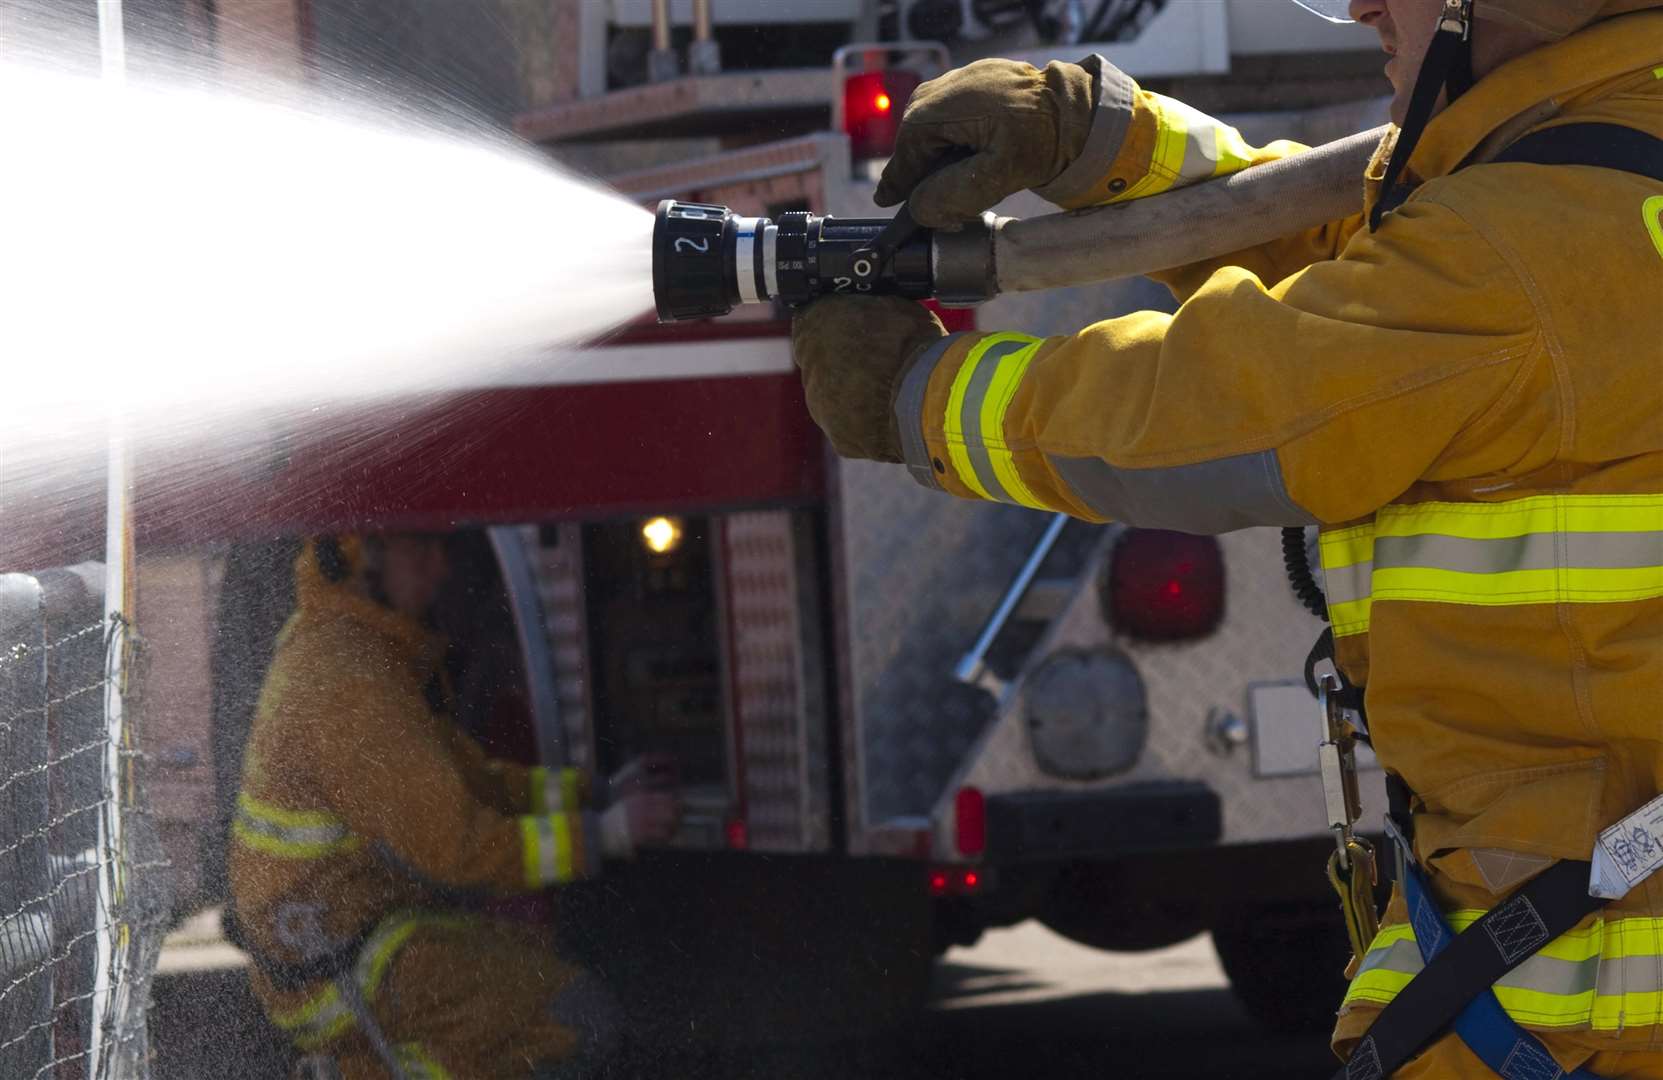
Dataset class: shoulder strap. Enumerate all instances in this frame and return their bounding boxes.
[1488,122,1663,182]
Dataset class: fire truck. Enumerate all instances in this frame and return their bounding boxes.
[2,0,1403,1060]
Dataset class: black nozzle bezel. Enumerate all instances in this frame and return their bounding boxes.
[653,199,736,323]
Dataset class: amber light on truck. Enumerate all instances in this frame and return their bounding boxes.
[1101,530,1226,641]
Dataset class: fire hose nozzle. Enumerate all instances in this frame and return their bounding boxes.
[651,199,997,323]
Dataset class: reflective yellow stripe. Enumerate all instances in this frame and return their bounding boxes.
[270,984,354,1050]
[1645,195,1663,261]
[1319,495,1663,637]
[1118,95,1190,201]
[1374,494,1663,540]
[560,768,584,814]
[1345,910,1663,1030]
[520,816,542,888]
[1373,565,1663,606]
[533,766,584,813]
[553,813,576,882]
[395,1043,453,1080]
[944,335,1030,500]
[232,792,360,859]
[979,339,1048,510]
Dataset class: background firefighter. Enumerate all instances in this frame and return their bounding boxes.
[228,533,680,1079]
[790,0,1663,1076]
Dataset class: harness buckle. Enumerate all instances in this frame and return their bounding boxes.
[1314,659,1364,869]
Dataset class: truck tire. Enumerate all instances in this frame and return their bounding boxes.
[1211,901,1353,1034]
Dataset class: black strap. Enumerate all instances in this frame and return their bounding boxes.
[1370,11,1473,232]
[1487,122,1663,182]
[1333,858,1603,1080]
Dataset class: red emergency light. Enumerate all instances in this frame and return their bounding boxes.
[1102,530,1226,641]
[843,70,920,161]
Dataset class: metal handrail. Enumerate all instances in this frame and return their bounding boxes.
[953,512,1070,694]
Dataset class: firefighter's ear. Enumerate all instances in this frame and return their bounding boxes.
[314,536,349,583]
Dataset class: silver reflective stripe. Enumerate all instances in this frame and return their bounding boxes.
[1048,449,1318,533]
[895,333,964,492]
[762,224,779,301]
[1373,532,1663,575]
[955,338,1033,505]
[1179,122,1220,183]
[1355,937,1663,1001]
[1323,560,1374,606]
[1033,54,1137,207]
[733,217,761,304]
[532,815,560,884]
[235,806,350,850]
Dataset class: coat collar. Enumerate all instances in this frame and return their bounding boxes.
[1362,10,1663,209]
[1406,10,1663,182]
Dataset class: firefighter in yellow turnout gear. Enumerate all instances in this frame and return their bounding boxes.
[792,0,1663,1075]
[229,534,679,1079]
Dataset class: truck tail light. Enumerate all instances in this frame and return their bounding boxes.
[954,786,986,857]
[725,817,749,850]
[1102,530,1225,641]
[843,70,920,161]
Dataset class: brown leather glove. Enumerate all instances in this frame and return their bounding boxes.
[791,295,947,463]
[873,57,1098,229]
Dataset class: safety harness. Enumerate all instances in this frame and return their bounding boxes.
[1320,118,1663,1080]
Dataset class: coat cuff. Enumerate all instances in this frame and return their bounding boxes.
[529,766,588,814]
[1032,54,1137,209]
[893,332,966,492]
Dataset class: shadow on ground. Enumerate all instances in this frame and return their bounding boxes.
[147,960,1340,1080]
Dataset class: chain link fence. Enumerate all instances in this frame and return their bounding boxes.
[1,565,171,1079]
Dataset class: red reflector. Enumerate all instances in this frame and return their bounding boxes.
[725,818,749,850]
[1102,530,1225,641]
[962,870,980,891]
[955,786,986,857]
[928,871,950,897]
[843,70,920,161]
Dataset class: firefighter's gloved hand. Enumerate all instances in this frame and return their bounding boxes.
[600,792,681,859]
[874,57,1097,228]
[791,295,947,463]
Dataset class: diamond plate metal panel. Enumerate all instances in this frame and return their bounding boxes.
[838,460,1054,829]
[723,511,819,853]
[937,527,1389,856]
[532,524,596,773]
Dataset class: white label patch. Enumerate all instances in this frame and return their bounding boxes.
[1589,793,1663,900]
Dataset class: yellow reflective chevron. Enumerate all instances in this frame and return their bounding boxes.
[232,792,360,860]
[1345,909,1663,1030]
[1319,494,1663,637]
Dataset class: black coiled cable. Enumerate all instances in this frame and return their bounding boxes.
[1282,526,1328,621]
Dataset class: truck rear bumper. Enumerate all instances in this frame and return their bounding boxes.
[985,781,1221,863]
